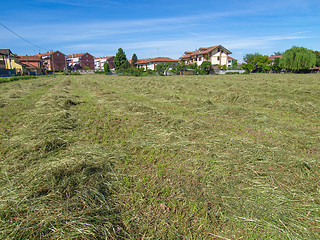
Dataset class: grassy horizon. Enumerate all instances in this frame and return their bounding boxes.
[0,74,319,239]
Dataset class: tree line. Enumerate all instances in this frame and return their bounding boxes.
[242,46,320,73]
[105,46,320,76]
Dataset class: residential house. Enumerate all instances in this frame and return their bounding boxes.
[136,57,179,71]
[180,45,232,67]
[67,53,95,70]
[19,55,45,75]
[227,56,236,69]
[94,56,115,70]
[268,55,282,64]
[0,49,23,76]
[35,51,67,71]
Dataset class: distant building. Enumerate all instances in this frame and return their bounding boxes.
[94,56,115,70]
[268,55,282,64]
[19,55,45,75]
[180,45,232,67]
[67,53,95,70]
[0,49,23,76]
[35,51,67,71]
[227,56,236,69]
[136,57,179,70]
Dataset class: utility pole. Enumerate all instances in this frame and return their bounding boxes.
[52,51,55,78]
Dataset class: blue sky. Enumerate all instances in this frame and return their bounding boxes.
[1,0,319,62]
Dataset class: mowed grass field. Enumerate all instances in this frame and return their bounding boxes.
[0,74,319,239]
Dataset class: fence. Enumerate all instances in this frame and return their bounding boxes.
[0,69,16,78]
[218,70,246,75]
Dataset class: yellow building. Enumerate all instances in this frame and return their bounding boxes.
[0,49,23,74]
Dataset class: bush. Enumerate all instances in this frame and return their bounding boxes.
[63,72,80,75]
[225,72,240,74]
[117,67,145,76]
[94,70,105,74]
[0,75,37,84]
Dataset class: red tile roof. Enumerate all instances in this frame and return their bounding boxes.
[180,45,232,59]
[268,56,283,61]
[67,53,85,58]
[19,56,42,61]
[22,62,40,69]
[35,51,57,57]
[136,57,179,65]
[95,56,114,60]
[227,56,236,60]
[67,52,93,58]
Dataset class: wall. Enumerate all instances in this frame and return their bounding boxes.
[52,51,67,71]
[80,54,95,70]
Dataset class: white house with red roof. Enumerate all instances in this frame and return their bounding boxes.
[227,56,236,69]
[180,45,232,67]
[94,56,115,70]
[67,53,95,70]
[136,57,179,70]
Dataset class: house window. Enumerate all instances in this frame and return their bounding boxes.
[217,57,220,61]
[57,53,59,56]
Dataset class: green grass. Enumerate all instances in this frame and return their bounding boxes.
[0,74,319,239]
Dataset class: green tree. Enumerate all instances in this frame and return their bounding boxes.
[114,48,128,71]
[314,51,320,67]
[241,63,255,73]
[155,63,169,75]
[103,62,110,73]
[243,53,260,64]
[271,57,281,73]
[200,61,212,74]
[281,46,316,73]
[252,55,271,72]
[131,53,138,66]
[171,63,187,75]
[188,63,198,69]
[273,51,283,56]
[232,59,238,70]
[242,53,271,73]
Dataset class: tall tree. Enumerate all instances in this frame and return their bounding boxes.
[314,51,320,67]
[281,46,316,72]
[232,59,238,70]
[200,61,212,74]
[242,53,271,73]
[103,62,110,73]
[243,53,261,64]
[114,48,127,71]
[251,55,271,72]
[131,53,138,66]
[272,57,281,73]
[273,51,283,56]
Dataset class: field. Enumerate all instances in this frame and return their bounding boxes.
[0,73,319,239]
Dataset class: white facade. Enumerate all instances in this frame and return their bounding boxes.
[95,58,106,70]
[94,57,114,70]
[67,57,80,68]
[181,45,233,68]
[136,57,179,71]
[137,61,176,71]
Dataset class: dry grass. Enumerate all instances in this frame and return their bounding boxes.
[0,74,319,239]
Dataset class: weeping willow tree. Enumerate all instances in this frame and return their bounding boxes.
[281,46,316,72]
